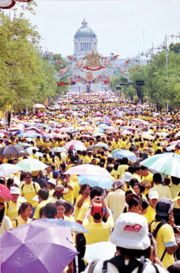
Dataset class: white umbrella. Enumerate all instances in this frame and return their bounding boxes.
[17,158,47,172]
[0,164,22,177]
[33,104,45,109]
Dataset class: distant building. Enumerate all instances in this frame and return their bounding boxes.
[73,19,97,57]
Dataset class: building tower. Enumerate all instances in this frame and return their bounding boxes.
[73,19,97,57]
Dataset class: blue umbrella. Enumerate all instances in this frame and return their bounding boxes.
[111,149,138,161]
[94,143,109,150]
[78,174,113,189]
[41,219,88,233]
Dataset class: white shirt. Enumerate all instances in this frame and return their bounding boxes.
[84,258,167,273]
[0,215,12,237]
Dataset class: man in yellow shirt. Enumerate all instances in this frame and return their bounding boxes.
[144,190,158,225]
[5,186,26,221]
[84,203,112,245]
[106,180,125,223]
[149,173,172,200]
[33,188,49,219]
[20,172,40,209]
[150,198,178,268]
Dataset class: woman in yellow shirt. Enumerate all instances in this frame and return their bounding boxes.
[12,202,32,228]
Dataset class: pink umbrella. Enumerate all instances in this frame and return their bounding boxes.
[0,184,12,201]
[64,164,112,178]
[65,140,86,150]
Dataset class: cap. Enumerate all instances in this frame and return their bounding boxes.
[47,179,56,186]
[110,212,150,250]
[155,197,173,217]
[122,172,133,183]
[113,180,125,190]
[148,191,159,200]
[55,185,68,194]
[10,186,20,195]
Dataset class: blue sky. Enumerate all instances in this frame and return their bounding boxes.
[23,0,180,58]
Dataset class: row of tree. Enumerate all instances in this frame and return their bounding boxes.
[0,8,68,112]
[110,44,180,111]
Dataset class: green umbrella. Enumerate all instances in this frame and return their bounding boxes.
[140,152,180,178]
[17,158,48,172]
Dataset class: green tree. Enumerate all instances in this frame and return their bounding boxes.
[109,75,127,94]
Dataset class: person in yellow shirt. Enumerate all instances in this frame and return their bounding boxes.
[12,202,32,228]
[144,190,159,225]
[5,186,27,221]
[46,178,56,198]
[149,173,172,200]
[20,172,40,209]
[60,174,74,204]
[74,184,90,220]
[150,198,178,268]
[84,203,112,245]
[55,200,69,221]
[170,176,180,225]
[33,188,49,219]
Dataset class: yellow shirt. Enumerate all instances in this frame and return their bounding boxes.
[12,215,32,228]
[74,195,90,220]
[170,184,180,209]
[20,182,40,207]
[144,205,156,225]
[33,200,49,219]
[150,221,176,268]
[76,201,90,223]
[60,182,74,204]
[117,165,128,179]
[5,196,27,221]
[149,184,172,200]
[84,222,112,245]
[106,189,125,223]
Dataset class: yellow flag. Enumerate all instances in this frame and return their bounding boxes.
[74,116,77,130]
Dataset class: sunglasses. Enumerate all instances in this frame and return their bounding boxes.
[25,177,31,179]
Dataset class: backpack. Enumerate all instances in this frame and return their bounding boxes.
[87,256,159,273]
[21,182,38,194]
[150,220,167,262]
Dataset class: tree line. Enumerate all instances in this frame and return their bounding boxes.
[110,44,180,111]
[0,8,68,112]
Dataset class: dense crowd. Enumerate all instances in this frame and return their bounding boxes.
[0,91,180,273]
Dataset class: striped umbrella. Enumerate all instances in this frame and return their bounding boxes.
[140,153,180,178]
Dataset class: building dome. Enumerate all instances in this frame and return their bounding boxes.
[73,19,98,57]
[74,19,96,39]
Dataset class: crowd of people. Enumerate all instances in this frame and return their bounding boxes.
[0,91,180,273]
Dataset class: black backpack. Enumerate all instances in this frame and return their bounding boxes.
[87,255,159,273]
[150,220,167,262]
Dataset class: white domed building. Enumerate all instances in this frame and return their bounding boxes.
[74,19,97,57]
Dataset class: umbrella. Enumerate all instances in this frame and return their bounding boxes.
[111,149,138,161]
[51,147,67,153]
[78,175,113,189]
[84,242,116,263]
[33,103,45,109]
[0,184,12,201]
[64,164,112,178]
[65,140,86,150]
[41,219,88,233]
[94,143,109,150]
[140,152,180,178]
[0,220,77,273]
[0,145,29,159]
[0,163,22,177]
[17,158,48,172]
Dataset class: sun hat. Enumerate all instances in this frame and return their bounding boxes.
[110,212,151,250]
[55,185,68,194]
[155,197,173,217]
[10,186,20,195]
[47,179,56,186]
[113,180,125,190]
[148,190,159,200]
[122,172,133,183]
